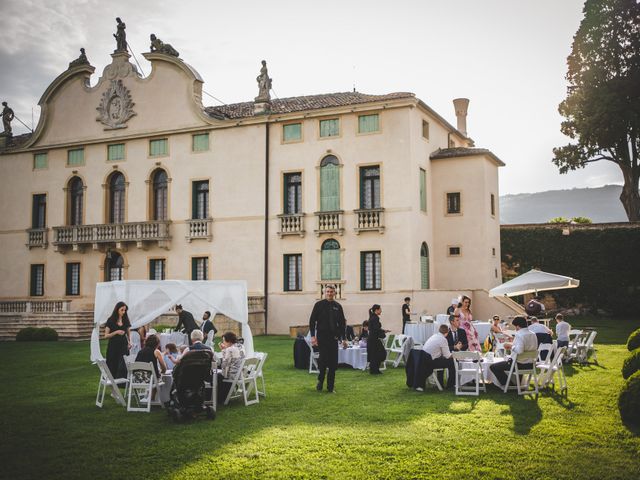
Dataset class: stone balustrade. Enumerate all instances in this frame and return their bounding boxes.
[314,211,344,236]
[186,218,213,242]
[0,299,71,313]
[26,228,49,249]
[278,213,305,237]
[53,221,171,250]
[354,208,385,233]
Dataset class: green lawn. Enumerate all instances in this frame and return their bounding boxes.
[1,316,639,480]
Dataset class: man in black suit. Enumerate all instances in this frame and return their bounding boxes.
[446,315,468,352]
[175,304,199,344]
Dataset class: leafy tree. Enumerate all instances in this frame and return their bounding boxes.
[553,0,640,221]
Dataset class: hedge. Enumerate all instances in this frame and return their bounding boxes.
[16,327,59,341]
[619,370,640,429]
[501,226,640,314]
[628,328,640,352]
[622,350,640,380]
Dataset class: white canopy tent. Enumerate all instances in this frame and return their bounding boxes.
[489,269,580,297]
[90,280,251,361]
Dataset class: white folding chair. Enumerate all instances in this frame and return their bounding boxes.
[567,332,588,363]
[538,346,568,393]
[95,359,127,408]
[427,368,445,391]
[304,336,320,374]
[129,331,141,357]
[126,361,163,412]
[452,351,487,396]
[254,352,268,397]
[503,351,539,395]
[536,343,555,370]
[205,330,215,348]
[385,334,408,368]
[223,357,260,406]
[493,333,510,358]
[577,331,598,364]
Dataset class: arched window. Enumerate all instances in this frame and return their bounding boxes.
[320,155,340,212]
[152,169,168,220]
[420,242,430,289]
[108,172,125,223]
[68,177,83,226]
[321,239,341,280]
[105,251,124,281]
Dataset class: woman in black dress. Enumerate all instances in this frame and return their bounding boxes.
[104,301,132,379]
[135,333,166,378]
[367,304,387,375]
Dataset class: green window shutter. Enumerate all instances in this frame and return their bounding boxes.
[33,153,48,169]
[108,144,125,161]
[67,149,84,166]
[192,133,209,152]
[191,258,197,280]
[283,123,302,142]
[420,169,427,212]
[150,139,168,156]
[358,114,379,133]
[320,163,340,211]
[320,119,339,137]
[321,249,340,280]
[421,254,429,289]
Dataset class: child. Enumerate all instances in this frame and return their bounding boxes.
[163,343,179,369]
[555,314,571,349]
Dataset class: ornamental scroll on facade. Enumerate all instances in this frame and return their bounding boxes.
[95,79,136,130]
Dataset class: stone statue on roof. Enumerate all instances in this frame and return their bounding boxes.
[1,102,14,136]
[113,17,127,53]
[255,60,272,102]
[149,34,179,57]
[69,48,89,68]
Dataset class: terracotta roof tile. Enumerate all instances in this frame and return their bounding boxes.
[205,91,415,119]
[430,147,505,166]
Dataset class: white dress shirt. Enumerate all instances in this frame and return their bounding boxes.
[529,322,551,335]
[422,333,451,360]
[556,321,571,341]
[510,328,538,363]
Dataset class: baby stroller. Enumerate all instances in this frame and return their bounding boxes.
[167,349,216,421]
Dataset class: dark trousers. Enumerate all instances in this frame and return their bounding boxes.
[490,360,531,386]
[402,319,408,335]
[557,340,569,349]
[426,354,455,389]
[317,336,338,391]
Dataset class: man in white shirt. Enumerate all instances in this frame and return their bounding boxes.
[528,317,552,335]
[490,316,538,387]
[419,324,455,390]
[555,314,571,349]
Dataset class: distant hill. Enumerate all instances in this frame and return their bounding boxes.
[500,185,629,224]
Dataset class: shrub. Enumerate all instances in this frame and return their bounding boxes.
[622,349,640,379]
[619,370,640,429]
[16,327,59,342]
[628,328,640,352]
[571,216,592,224]
[548,217,570,223]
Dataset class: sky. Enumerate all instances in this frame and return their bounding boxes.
[0,0,624,195]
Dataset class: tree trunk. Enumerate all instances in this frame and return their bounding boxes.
[619,163,640,221]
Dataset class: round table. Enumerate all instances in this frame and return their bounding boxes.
[404,323,435,345]
[338,346,367,370]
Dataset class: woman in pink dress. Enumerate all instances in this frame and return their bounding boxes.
[454,295,482,352]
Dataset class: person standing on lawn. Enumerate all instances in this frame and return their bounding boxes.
[401,297,411,334]
[309,284,347,393]
[367,304,389,374]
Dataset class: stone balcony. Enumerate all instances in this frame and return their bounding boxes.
[26,228,49,249]
[52,221,171,251]
[317,281,345,299]
[186,218,213,242]
[314,211,344,236]
[354,208,385,234]
[278,213,305,237]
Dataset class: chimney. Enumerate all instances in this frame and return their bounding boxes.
[453,98,469,137]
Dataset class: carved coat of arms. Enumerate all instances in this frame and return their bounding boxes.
[96,80,136,129]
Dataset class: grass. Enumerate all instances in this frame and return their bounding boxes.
[0,316,639,480]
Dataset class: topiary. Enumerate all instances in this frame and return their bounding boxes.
[622,349,640,379]
[628,328,640,352]
[15,327,58,341]
[619,370,640,429]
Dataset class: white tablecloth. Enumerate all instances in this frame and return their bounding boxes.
[435,314,450,326]
[404,323,435,345]
[160,332,188,349]
[472,322,491,343]
[459,357,505,387]
[338,346,367,370]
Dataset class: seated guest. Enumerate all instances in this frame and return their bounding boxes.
[446,315,468,352]
[217,332,246,402]
[135,333,166,379]
[344,324,356,341]
[419,324,455,390]
[181,330,213,357]
[555,314,571,349]
[489,316,538,387]
[446,298,459,316]
[163,342,179,370]
[360,320,369,339]
[491,315,512,341]
[528,317,553,352]
[201,311,218,339]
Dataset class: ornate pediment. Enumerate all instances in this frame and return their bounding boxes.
[96,79,136,130]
